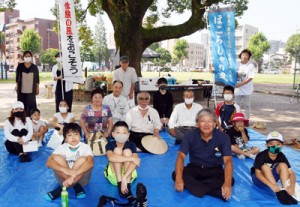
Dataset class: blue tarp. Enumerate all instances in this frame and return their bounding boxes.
[0,129,299,207]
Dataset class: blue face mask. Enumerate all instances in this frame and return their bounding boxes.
[268,146,282,154]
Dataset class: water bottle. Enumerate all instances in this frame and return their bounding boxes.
[61,186,69,207]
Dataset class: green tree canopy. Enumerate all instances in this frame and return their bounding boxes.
[19,29,41,54]
[246,32,270,63]
[74,0,248,76]
[154,47,172,67]
[285,34,300,59]
[173,39,188,67]
[0,0,16,12]
[40,48,59,67]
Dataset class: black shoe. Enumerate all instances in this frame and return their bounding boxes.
[19,154,27,163]
[276,190,298,205]
[135,183,147,207]
[24,154,31,162]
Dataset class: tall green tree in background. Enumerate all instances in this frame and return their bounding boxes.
[285,34,300,60]
[154,47,171,68]
[40,48,59,69]
[173,39,188,69]
[19,29,41,54]
[92,14,109,68]
[74,0,248,76]
[80,26,94,62]
[247,32,270,71]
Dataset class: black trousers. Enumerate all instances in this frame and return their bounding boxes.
[129,131,152,153]
[5,140,23,154]
[55,88,73,112]
[17,93,37,116]
[172,163,234,198]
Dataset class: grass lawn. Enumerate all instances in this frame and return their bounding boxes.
[0,71,295,84]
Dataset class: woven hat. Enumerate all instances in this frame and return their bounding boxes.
[229,112,249,125]
[141,135,168,155]
[266,131,284,143]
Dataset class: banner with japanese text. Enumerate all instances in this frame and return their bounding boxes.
[208,7,236,87]
[58,0,83,84]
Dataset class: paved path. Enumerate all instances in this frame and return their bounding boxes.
[0,82,299,146]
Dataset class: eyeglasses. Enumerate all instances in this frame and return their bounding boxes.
[138,97,149,101]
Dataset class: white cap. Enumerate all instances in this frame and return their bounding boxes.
[266,131,284,143]
[12,101,24,109]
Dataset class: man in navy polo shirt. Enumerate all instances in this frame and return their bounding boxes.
[172,108,234,201]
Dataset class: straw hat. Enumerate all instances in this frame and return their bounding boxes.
[141,135,168,155]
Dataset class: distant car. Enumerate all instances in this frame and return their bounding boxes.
[8,68,16,72]
[262,69,279,74]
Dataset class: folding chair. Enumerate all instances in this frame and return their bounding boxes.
[290,84,300,103]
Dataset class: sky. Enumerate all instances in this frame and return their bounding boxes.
[14,0,300,43]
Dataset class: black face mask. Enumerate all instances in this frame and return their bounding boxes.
[159,85,167,90]
[13,111,23,118]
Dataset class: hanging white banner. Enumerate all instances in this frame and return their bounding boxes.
[58,0,83,83]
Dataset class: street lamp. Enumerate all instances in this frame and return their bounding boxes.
[293,48,300,89]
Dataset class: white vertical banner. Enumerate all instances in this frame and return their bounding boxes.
[58,0,83,83]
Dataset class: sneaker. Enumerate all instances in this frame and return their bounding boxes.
[135,183,147,207]
[19,154,27,163]
[249,154,256,160]
[237,154,246,160]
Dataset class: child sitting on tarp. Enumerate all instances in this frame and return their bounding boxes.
[30,108,48,147]
[251,131,298,205]
[104,121,141,203]
[224,112,259,160]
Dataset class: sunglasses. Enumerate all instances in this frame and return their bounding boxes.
[138,97,149,101]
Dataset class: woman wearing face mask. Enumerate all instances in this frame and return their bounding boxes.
[52,52,74,112]
[215,85,240,131]
[153,77,173,127]
[52,100,75,135]
[4,101,33,162]
[15,50,40,116]
[104,121,140,202]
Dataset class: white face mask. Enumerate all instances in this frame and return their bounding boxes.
[24,57,32,63]
[184,98,194,105]
[68,142,81,149]
[224,94,233,101]
[32,119,40,124]
[59,107,67,113]
[138,105,149,110]
[56,57,61,63]
[114,134,129,144]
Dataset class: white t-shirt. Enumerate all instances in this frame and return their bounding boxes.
[53,143,93,168]
[113,67,138,98]
[32,120,46,132]
[125,106,162,133]
[53,112,74,124]
[4,117,33,142]
[235,61,255,96]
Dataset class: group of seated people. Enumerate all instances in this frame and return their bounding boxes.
[2,78,299,205]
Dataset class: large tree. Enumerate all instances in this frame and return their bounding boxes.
[77,0,248,76]
[154,47,171,68]
[19,29,41,54]
[247,32,270,63]
[40,48,59,68]
[285,34,300,59]
[0,0,16,12]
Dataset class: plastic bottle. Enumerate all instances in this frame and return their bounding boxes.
[61,186,69,207]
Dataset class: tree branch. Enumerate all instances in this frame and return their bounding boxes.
[79,0,96,22]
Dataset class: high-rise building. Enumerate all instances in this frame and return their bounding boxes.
[0,9,58,69]
[183,43,206,69]
[235,24,258,56]
[267,40,286,55]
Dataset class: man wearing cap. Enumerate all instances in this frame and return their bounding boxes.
[235,49,255,119]
[52,52,74,112]
[224,112,260,160]
[168,89,203,144]
[103,80,130,124]
[173,108,234,201]
[125,91,162,153]
[113,56,138,102]
[251,131,298,205]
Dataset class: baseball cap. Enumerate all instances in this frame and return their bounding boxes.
[266,131,284,143]
[12,101,24,109]
[120,56,129,62]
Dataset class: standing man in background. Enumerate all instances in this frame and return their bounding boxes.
[113,56,138,107]
[235,49,255,120]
